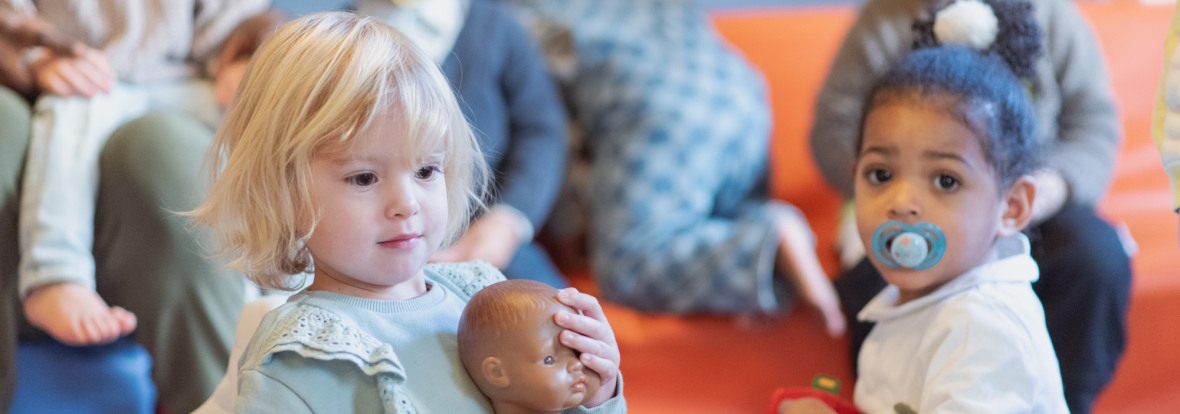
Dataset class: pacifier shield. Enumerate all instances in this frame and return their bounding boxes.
[870,221,947,270]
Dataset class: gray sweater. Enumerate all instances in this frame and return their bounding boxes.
[810,0,1120,205]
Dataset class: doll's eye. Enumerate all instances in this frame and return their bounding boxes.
[543,355,555,365]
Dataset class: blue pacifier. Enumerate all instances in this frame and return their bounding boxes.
[870,220,947,270]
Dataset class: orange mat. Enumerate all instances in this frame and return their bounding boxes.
[571,1,1180,413]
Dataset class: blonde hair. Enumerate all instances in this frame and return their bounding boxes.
[191,12,488,290]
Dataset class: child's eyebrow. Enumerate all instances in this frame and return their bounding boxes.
[325,154,382,166]
[922,150,966,163]
[922,150,984,172]
[859,145,895,157]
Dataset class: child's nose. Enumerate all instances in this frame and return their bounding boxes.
[886,183,921,219]
[383,180,420,218]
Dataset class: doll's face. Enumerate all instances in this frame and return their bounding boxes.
[484,301,600,412]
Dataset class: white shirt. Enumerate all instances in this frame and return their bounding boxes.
[855,235,1069,413]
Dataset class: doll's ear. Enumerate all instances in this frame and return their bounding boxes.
[998,175,1035,236]
[481,356,511,389]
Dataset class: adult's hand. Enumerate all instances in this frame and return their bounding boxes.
[431,208,524,268]
[29,45,114,97]
[1028,168,1069,225]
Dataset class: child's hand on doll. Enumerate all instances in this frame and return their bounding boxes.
[28,45,113,97]
[778,398,838,414]
[555,287,621,407]
[23,282,137,346]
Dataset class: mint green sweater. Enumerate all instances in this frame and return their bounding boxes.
[235,262,626,413]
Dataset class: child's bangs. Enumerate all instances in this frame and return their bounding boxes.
[386,73,460,162]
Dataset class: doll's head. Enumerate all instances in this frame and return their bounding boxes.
[458,280,600,413]
[853,0,1043,303]
[193,12,488,291]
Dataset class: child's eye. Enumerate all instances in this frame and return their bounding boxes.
[934,174,959,191]
[865,168,892,184]
[415,165,442,180]
[346,172,378,187]
[543,355,555,365]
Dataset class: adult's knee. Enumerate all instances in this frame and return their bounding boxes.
[100,112,213,212]
[0,87,31,196]
[1033,203,1132,293]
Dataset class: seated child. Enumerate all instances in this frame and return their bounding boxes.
[191,12,623,412]
[460,279,625,413]
[782,0,1068,412]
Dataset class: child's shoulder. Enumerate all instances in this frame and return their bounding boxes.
[922,285,1045,348]
[242,298,407,378]
[424,261,508,300]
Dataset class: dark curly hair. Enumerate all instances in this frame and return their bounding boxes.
[860,0,1043,189]
[912,0,1042,78]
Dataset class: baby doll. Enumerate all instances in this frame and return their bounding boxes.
[459,279,607,414]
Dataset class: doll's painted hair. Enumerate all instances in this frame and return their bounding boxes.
[859,0,1043,189]
[457,280,565,373]
[192,12,488,290]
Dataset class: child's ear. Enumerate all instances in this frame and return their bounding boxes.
[481,356,511,389]
[998,175,1036,236]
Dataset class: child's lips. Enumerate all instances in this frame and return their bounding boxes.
[378,234,421,248]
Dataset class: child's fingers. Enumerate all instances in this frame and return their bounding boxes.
[555,310,614,346]
[578,351,618,380]
[556,287,608,321]
[559,327,620,375]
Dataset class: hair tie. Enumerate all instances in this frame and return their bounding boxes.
[933,0,999,51]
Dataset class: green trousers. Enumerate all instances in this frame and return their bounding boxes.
[0,87,244,413]
[0,86,30,413]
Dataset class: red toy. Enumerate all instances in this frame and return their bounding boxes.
[768,375,860,414]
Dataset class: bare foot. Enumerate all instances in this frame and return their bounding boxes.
[23,282,137,346]
[776,214,847,337]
